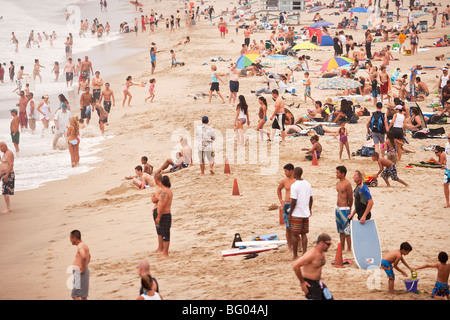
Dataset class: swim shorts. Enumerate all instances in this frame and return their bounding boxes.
[283,203,291,227]
[210,82,220,92]
[103,101,111,113]
[66,72,73,82]
[381,259,395,280]
[157,213,172,242]
[272,113,286,131]
[10,131,19,145]
[71,266,89,299]
[304,279,334,300]
[19,112,28,128]
[304,86,311,97]
[229,80,239,93]
[1,172,15,196]
[444,168,450,184]
[335,207,351,235]
[381,165,399,181]
[431,281,449,299]
[289,216,309,235]
[80,106,91,120]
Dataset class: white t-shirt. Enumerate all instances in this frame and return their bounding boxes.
[290,180,313,218]
[54,109,72,134]
[445,142,450,170]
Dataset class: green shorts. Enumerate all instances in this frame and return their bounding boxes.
[11,131,19,145]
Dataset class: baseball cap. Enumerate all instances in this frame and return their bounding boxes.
[202,116,209,123]
[395,105,403,110]
[61,103,68,109]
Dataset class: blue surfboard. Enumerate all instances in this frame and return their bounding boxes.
[351,220,382,270]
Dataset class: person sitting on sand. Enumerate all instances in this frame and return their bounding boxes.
[414,251,449,300]
[154,137,192,174]
[125,165,154,189]
[302,135,322,160]
[429,146,447,165]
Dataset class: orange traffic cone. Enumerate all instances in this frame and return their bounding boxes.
[232,179,241,196]
[312,150,319,166]
[224,157,231,174]
[333,243,345,268]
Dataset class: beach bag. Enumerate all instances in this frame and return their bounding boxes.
[360,146,375,157]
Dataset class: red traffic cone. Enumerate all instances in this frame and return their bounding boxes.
[312,150,319,166]
[333,243,345,268]
[232,179,241,196]
[224,157,231,174]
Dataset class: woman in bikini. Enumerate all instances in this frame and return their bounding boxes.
[122,76,135,107]
[33,59,45,84]
[66,116,80,167]
[256,96,270,141]
[234,95,250,145]
[334,121,351,160]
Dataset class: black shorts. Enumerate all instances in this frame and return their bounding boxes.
[304,279,334,300]
[66,72,73,82]
[153,209,172,242]
[92,89,101,100]
[210,82,220,92]
[81,106,91,119]
[2,172,15,195]
[103,101,112,113]
[272,113,286,131]
[389,127,403,140]
[229,80,239,93]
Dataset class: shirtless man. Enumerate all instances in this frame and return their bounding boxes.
[77,75,89,95]
[10,109,20,153]
[79,86,93,125]
[80,56,94,83]
[228,62,240,107]
[151,173,164,255]
[11,32,18,53]
[70,230,91,300]
[270,89,286,143]
[12,66,27,93]
[277,163,296,251]
[218,18,227,38]
[292,233,334,300]
[335,166,353,252]
[18,91,28,132]
[243,25,253,47]
[0,142,15,214]
[378,66,390,104]
[63,58,76,87]
[91,71,103,100]
[155,176,173,259]
[100,83,115,120]
[125,165,154,189]
[381,45,394,69]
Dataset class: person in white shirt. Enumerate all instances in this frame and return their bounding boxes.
[196,116,216,175]
[289,167,313,259]
[444,135,450,208]
[53,104,72,149]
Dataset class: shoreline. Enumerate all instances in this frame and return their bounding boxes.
[0,0,449,300]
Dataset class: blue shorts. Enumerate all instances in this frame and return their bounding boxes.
[431,281,449,298]
[444,168,450,184]
[372,90,378,98]
[381,259,395,280]
[335,207,351,235]
[283,203,290,228]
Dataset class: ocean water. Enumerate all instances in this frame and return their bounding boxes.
[0,0,139,191]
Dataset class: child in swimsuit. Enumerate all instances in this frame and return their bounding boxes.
[145,79,156,103]
[334,121,351,160]
[415,251,449,300]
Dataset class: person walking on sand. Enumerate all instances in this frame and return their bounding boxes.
[63,58,75,87]
[155,176,173,259]
[277,163,296,252]
[234,95,250,146]
[100,82,115,119]
[208,65,226,104]
[33,59,45,84]
[257,96,270,141]
[9,110,20,153]
[348,170,373,224]
[270,89,286,143]
[66,116,80,167]
[292,233,334,300]
[228,62,240,107]
[335,166,353,252]
[122,76,135,107]
[69,230,91,300]
[443,133,450,208]
[151,173,164,255]
[371,152,408,187]
[0,142,15,214]
[196,116,216,175]
[289,167,313,260]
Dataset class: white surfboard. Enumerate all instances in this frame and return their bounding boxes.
[351,220,382,270]
[234,240,287,247]
[222,245,279,257]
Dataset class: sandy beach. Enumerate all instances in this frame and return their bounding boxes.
[0,0,449,302]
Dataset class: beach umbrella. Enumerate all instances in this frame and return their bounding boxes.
[310,21,334,28]
[320,57,353,71]
[317,77,362,90]
[349,7,369,13]
[236,50,259,69]
[291,42,319,50]
[308,6,325,13]
[262,54,298,72]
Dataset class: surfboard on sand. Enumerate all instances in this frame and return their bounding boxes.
[222,245,279,257]
[251,234,278,241]
[234,240,287,247]
[350,220,382,270]
[130,1,143,6]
